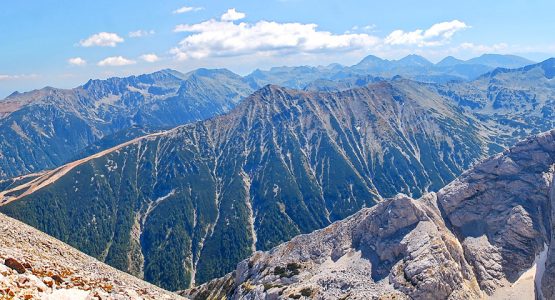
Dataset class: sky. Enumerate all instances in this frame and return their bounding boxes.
[1,0,555,98]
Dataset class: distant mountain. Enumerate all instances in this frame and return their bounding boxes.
[245,64,343,90]
[352,54,388,69]
[436,55,465,67]
[466,53,536,68]
[247,53,536,89]
[396,54,434,67]
[435,57,555,145]
[185,129,555,299]
[0,68,253,179]
[0,82,493,290]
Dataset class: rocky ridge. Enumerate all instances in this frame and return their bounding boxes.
[0,68,253,179]
[184,129,555,299]
[0,212,184,300]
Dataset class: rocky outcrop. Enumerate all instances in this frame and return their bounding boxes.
[184,129,555,299]
[437,130,555,294]
[0,212,184,299]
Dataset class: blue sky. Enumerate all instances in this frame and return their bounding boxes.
[1,0,554,97]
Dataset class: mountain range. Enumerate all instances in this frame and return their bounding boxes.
[0,54,536,181]
[0,68,253,179]
[246,53,536,89]
[0,81,491,290]
[0,54,554,295]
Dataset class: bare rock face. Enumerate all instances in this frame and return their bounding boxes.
[184,129,555,299]
[0,213,184,300]
[438,130,555,294]
[183,194,482,299]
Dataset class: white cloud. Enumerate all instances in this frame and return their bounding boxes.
[97,56,136,66]
[79,32,124,47]
[458,42,509,53]
[171,14,470,61]
[173,19,380,60]
[0,74,38,80]
[173,6,203,14]
[385,20,469,47]
[129,30,155,38]
[68,57,87,66]
[221,8,246,21]
[348,24,377,33]
[140,53,160,63]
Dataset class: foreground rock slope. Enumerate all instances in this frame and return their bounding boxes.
[0,212,184,299]
[184,129,555,299]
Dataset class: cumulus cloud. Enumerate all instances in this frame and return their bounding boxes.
[385,20,469,47]
[171,9,470,61]
[79,32,124,47]
[173,6,203,14]
[68,57,87,66]
[140,53,160,63]
[97,56,136,66]
[221,8,245,21]
[129,30,155,38]
[172,19,380,60]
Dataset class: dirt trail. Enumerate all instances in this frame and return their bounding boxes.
[0,130,170,206]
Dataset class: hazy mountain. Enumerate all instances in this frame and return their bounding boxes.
[0,68,253,179]
[307,57,555,147]
[185,129,555,299]
[436,55,466,67]
[435,58,555,146]
[466,53,536,68]
[245,64,343,90]
[247,54,536,89]
[0,82,493,290]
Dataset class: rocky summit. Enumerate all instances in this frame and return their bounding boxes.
[184,129,555,299]
[0,212,184,299]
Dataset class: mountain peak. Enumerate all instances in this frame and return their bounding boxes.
[147,68,187,80]
[397,54,433,67]
[531,57,555,79]
[353,54,388,69]
[358,54,386,64]
[436,56,464,67]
